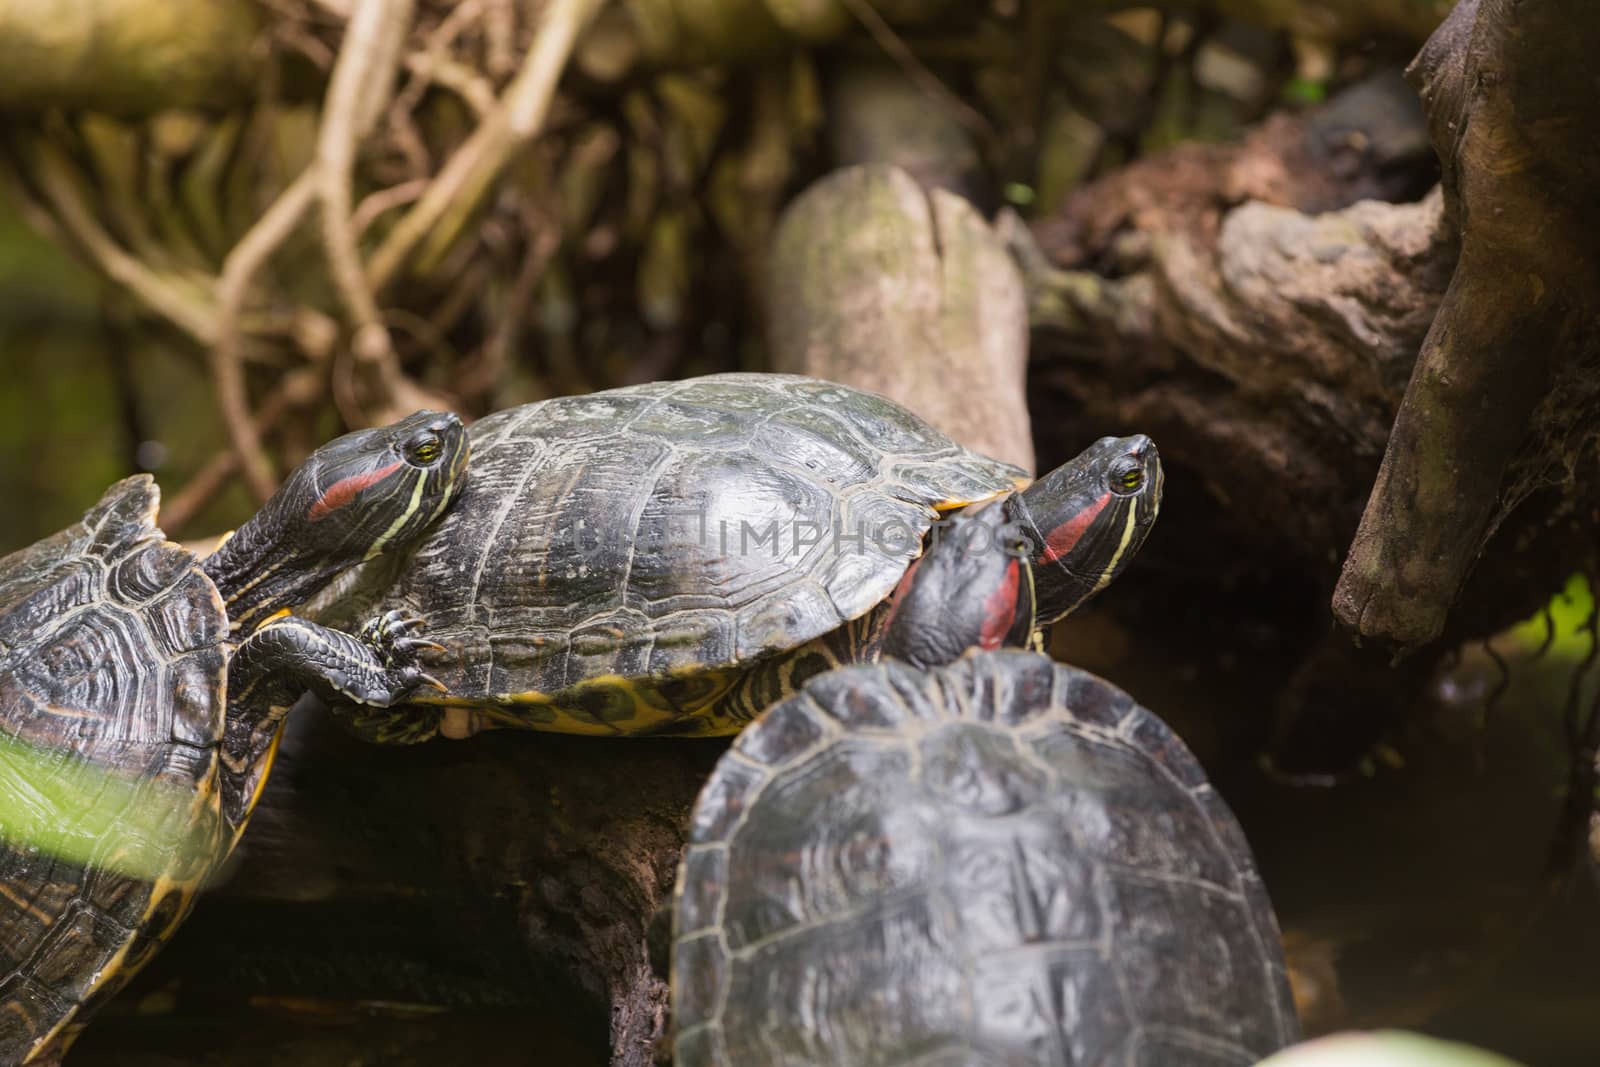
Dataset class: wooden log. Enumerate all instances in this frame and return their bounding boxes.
[768,164,1035,472]
[1028,72,1451,574]
[1333,0,1600,650]
[90,707,723,1067]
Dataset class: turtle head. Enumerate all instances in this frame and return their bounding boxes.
[205,410,469,631]
[881,500,1037,668]
[285,410,468,563]
[1011,434,1161,623]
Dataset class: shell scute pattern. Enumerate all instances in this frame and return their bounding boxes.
[1107,874,1282,1052]
[673,651,1298,1066]
[1028,730,1238,889]
[672,1026,726,1067]
[920,723,1045,816]
[747,409,881,489]
[0,480,225,754]
[724,893,969,1066]
[945,814,1102,950]
[676,846,730,938]
[1,478,228,1059]
[339,375,1023,734]
[717,740,934,952]
[729,695,829,769]
[975,948,1133,1066]
[801,662,936,735]
[687,754,767,844]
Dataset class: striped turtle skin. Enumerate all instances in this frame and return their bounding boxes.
[672,650,1299,1066]
[314,374,1162,742]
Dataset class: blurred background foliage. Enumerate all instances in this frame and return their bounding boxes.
[0,0,1423,544]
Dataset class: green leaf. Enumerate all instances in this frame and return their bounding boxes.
[0,732,218,881]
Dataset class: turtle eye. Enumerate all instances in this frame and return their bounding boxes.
[1110,460,1143,495]
[407,433,443,465]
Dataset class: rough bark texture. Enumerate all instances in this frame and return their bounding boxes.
[1022,72,1455,776]
[1332,0,1600,650]
[103,708,724,1067]
[769,164,1035,472]
[0,0,262,114]
[1029,72,1451,570]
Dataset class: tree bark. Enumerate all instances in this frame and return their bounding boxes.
[1333,0,1600,650]
[94,709,724,1067]
[1028,72,1451,571]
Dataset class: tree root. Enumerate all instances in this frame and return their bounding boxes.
[1333,0,1600,650]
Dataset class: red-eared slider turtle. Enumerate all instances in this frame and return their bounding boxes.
[314,373,1161,742]
[670,505,1297,1066]
[0,412,467,1064]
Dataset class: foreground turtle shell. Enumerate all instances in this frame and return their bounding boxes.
[0,477,227,1062]
[323,374,1030,739]
[672,650,1299,1066]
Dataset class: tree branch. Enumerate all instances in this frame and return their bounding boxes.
[212,168,320,501]
[1333,0,1600,649]
[368,0,599,290]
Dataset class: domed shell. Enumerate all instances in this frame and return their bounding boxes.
[672,650,1299,1066]
[361,375,1026,730]
[0,476,227,1061]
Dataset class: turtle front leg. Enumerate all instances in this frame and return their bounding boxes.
[218,612,444,841]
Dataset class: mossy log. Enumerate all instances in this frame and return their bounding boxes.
[768,164,1034,472]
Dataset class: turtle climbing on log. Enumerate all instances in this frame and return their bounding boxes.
[0,412,468,1064]
[670,501,1299,1066]
[304,373,1162,743]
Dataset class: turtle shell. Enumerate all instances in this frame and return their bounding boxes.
[337,374,1026,736]
[672,650,1299,1066]
[0,476,227,1063]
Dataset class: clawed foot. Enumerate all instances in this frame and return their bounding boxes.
[358,608,448,696]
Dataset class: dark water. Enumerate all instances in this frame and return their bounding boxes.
[1057,584,1600,1067]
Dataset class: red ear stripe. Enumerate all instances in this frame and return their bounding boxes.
[1040,491,1110,563]
[880,555,924,634]
[978,559,1021,649]
[306,460,405,522]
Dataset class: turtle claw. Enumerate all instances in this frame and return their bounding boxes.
[415,671,449,694]
[358,610,443,670]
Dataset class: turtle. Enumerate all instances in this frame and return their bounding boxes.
[0,410,468,1064]
[669,501,1299,1066]
[308,373,1162,742]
